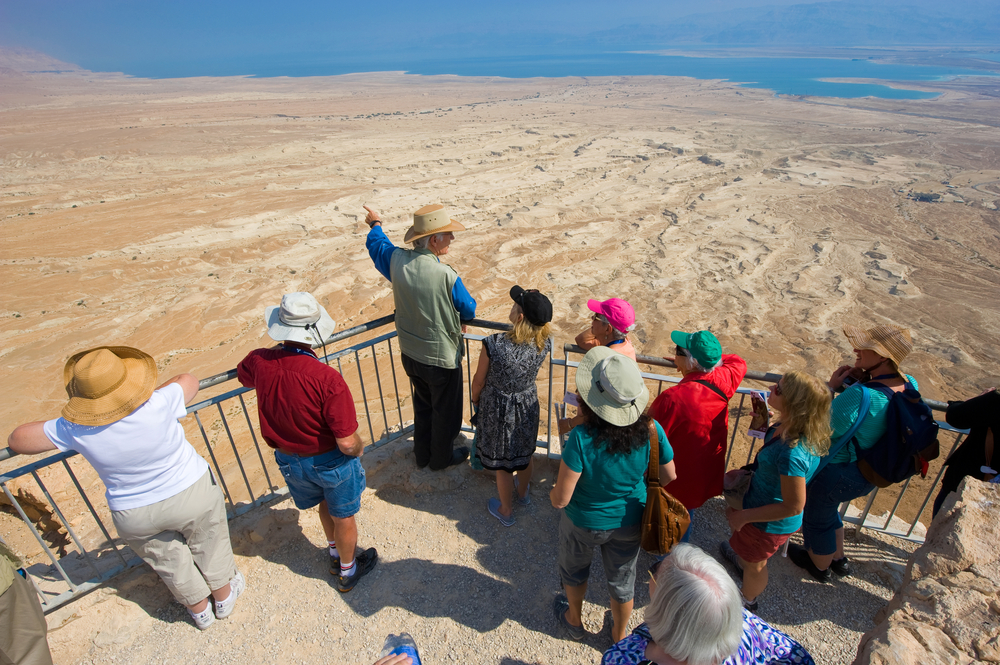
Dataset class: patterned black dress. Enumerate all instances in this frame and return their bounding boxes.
[476,333,552,472]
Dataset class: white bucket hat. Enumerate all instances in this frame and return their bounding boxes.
[576,347,649,427]
[265,292,336,345]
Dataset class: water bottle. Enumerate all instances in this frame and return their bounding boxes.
[379,633,422,664]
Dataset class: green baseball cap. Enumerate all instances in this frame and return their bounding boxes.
[670,330,722,368]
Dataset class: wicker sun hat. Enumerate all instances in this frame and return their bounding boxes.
[576,346,649,427]
[403,204,466,243]
[61,347,158,426]
[842,324,912,367]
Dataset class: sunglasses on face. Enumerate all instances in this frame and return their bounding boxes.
[674,345,688,358]
[772,382,783,396]
[593,313,609,324]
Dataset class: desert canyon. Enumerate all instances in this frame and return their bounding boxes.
[1,52,999,664]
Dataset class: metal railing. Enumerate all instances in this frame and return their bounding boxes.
[0,317,966,613]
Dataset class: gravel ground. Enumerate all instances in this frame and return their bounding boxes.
[45,438,919,665]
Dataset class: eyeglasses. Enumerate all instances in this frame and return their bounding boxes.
[772,382,783,396]
[592,313,609,324]
[674,345,688,358]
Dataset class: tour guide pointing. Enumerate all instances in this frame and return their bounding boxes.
[364,204,477,470]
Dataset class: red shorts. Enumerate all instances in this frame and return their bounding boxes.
[729,523,791,564]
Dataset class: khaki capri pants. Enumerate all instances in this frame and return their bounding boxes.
[112,470,236,606]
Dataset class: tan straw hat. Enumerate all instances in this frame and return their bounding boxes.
[403,204,466,243]
[842,324,912,367]
[61,347,158,426]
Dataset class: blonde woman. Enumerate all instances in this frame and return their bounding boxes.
[719,371,831,611]
[470,286,553,526]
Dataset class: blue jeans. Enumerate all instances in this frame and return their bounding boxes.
[802,462,874,556]
[274,449,365,518]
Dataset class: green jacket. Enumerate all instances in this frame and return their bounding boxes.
[390,248,464,369]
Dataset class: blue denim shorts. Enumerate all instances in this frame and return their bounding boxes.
[802,461,874,556]
[274,449,366,518]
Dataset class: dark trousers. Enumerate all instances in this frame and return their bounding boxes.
[401,354,464,470]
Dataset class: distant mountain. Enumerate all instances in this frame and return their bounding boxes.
[0,46,84,72]
[585,1,1000,47]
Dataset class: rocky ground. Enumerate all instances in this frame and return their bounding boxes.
[41,436,920,665]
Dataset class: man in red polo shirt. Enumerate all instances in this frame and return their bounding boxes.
[648,330,747,541]
[238,292,377,593]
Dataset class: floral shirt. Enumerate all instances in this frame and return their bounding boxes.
[601,610,814,665]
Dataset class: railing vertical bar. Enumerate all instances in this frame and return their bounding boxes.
[883,476,912,530]
[24,570,49,608]
[29,471,102,580]
[854,489,880,538]
[193,411,233,506]
[656,379,664,397]
[744,440,758,466]
[238,394,275,491]
[907,431,966,537]
[354,349,377,446]
[727,393,746,468]
[1,482,77,591]
[61,460,128,567]
[545,345,554,454]
[370,343,391,436]
[216,403,255,505]
[387,338,405,430]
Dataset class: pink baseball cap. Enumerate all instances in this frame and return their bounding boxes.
[587,298,636,333]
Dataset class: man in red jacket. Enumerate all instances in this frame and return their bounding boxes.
[648,330,747,541]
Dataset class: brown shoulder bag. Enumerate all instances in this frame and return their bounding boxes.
[640,421,691,555]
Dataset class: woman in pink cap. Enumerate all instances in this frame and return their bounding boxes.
[575,298,637,362]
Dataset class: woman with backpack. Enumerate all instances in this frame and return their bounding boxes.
[789,324,917,582]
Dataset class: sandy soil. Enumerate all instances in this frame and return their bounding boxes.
[40,438,920,665]
[1,66,998,663]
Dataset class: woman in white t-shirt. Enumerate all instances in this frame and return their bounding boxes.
[8,346,244,630]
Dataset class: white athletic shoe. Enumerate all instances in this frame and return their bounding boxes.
[214,570,245,620]
[188,606,215,630]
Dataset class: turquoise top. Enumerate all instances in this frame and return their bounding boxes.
[829,375,918,464]
[744,429,822,534]
[562,421,672,531]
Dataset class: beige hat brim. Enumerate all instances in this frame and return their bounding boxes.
[403,219,466,244]
[61,347,158,426]
[576,347,649,427]
[842,324,911,367]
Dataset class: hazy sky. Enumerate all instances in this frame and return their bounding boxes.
[1,0,827,69]
[1,0,991,76]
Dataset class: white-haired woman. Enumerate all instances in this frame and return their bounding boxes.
[551,347,676,644]
[602,544,814,665]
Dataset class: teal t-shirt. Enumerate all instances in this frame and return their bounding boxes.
[562,420,673,531]
[744,430,821,534]
[829,375,918,464]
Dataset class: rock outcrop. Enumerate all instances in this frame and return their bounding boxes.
[854,478,1000,664]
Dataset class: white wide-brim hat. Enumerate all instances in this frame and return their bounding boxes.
[265,292,336,345]
[576,347,649,427]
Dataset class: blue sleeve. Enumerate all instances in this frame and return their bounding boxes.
[655,420,674,464]
[365,225,396,281]
[830,384,864,440]
[779,443,814,479]
[452,276,477,321]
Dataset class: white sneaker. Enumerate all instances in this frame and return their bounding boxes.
[189,606,215,630]
[214,570,245,620]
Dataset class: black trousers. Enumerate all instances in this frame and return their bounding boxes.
[401,354,464,470]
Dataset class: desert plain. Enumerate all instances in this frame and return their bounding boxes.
[1,54,1000,664]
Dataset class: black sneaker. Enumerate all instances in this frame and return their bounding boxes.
[787,543,832,583]
[337,548,378,593]
[742,596,759,613]
[830,556,851,577]
[329,552,340,575]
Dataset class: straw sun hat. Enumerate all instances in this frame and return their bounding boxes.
[576,347,649,427]
[842,323,912,367]
[403,204,466,243]
[61,347,158,426]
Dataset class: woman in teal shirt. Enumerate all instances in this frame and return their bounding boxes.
[551,347,676,645]
[720,371,831,612]
[790,324,915,582]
